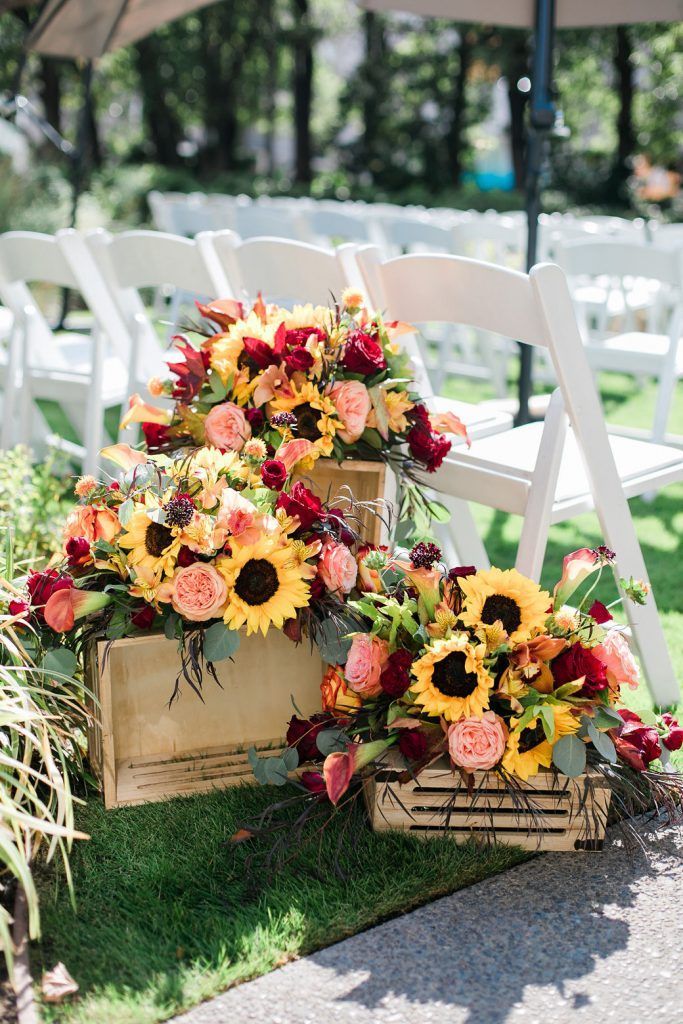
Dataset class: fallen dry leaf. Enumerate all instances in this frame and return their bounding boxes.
[229,828,254,844]
[42,962,78,1003]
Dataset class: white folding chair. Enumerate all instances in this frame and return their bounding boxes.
[85,229,232,401]
[209,229,360,307]
[0,230,133,473]
[232,204,307,242]
[556,240,683,444]
[357,247,682,706]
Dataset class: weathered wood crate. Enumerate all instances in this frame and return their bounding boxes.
[364,754,611,852]
[85,631,325,809]
[293,458,395,546]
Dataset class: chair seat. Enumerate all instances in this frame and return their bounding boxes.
[27,354,129,405]
[430,395,513,441]
[431,422,683,519]
[584,332,682,374]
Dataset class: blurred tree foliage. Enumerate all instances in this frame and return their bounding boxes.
[0,4,680,211]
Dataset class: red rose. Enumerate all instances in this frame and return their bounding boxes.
[286,714,330,762]
[551,643,609,698]
[380,649,414,698]
[300,770,327,794]
[176,545,196,568]
[589,600,612,624]
[26,570,73,622]
[407,404,452,472]
[285,327,325,349]
[284,348,315,373]
[261,459,287,491]
[131,604,156,630]
[243,336,277,370]
[342,329,387,375]
[308,576,326,600]
[9,599,30,620]
[142,422,170,452]
[65,536,91,567]
[398,729,428,762]
[245,408,265,433]
[662,713,683,752]
[614,709,662,770]
[276,481,325,531]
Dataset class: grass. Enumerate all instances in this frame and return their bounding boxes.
[29,367,683,1022]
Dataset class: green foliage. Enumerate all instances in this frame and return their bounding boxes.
[0,447,72,570]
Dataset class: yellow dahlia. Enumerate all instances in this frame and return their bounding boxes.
[218,536,310,636]
[458,567,550,644]
[502,705,580,782]
[411,633,494,722]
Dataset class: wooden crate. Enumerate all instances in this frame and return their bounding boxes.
[85,631,325,809]
[293,458,395,546]
[364,754,611,852]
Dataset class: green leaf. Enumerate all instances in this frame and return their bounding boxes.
[552,734,587,777]
[316,728,348,756]
[203,623,240,663]
[282,746,299,772]
[586,719,617,763]
[164,612,180,641]
[117,498,135,528]
[315,618,353,665]
[593,706,623,730]
[41,648,78,679]
[538,704,555,742]
[208,371,227,400]
[247,747,269,786]
[360,427,383,450]
[264,757,290,786]
[424,499,451,525]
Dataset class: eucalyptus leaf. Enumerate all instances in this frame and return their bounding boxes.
[316,728,348,756]
[593,706,624,730]
[41,648,78,679]
[117,498,135,528]
[282,746,299,772]
[247,747,269,786]
[203,623,240,663]
[552,734,587,778]
[315,617,353,665]
[425,499,452,525]
[264,757,290,786]
[164,612,180,641]
[586,719,617,763]
[147,507,167,525]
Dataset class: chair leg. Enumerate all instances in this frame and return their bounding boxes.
[651,365,677,444]
[440,496,490,570]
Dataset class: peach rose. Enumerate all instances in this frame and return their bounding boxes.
[330,380,371,444]
[344,633,389,698]
[593,631,640,691]
[318,540,358,595]
[63,504,121,548]
[448,712,508,772]
[321,665,362,715]
[204,402,251,452]
[170,563,228,622]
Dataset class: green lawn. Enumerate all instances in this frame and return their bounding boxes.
[31,367,682,1022]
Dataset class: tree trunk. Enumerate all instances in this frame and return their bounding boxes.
[361,12,385,174]
[612,25,634,192]
[135,37,182,165]
[447,30,472,187]
[38,57,62,135]
[292,0,314,185]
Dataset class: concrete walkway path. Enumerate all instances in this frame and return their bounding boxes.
[172,819,683,1024]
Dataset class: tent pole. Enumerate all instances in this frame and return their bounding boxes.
[516,0,556,425]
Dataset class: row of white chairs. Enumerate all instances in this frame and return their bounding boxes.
[0,225,680,706]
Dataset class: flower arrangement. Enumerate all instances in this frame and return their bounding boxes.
[123,291,468,535]
[6,442,382,698]
[249,543,683,834]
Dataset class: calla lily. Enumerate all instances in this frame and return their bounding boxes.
[394,559,442,623]
[120,394,172,431]
[323,737,396,805]
[195,297,243,329]
[44,588,111,633]
[277,438,317,472]
[553,548,599,609]
[100,443,149,471]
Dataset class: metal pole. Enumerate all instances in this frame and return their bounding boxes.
[516,0,556,425]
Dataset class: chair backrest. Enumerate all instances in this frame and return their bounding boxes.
[556,239,683,288]
[210,230,357,307]
[376,214,458,255]
[307,207,371,245]
[450,217,525,266]
[232,204,305,241]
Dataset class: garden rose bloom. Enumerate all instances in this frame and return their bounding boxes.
[593,631,639,691]
[662,713,683,752]
[448,712,507,772]
[407,404,451,472]
[551,642,609,698]
[380,648,414,698]
[317,540,358,595]
[261,459,287,491]
[330,380,371,444]
[204,402,251,452]
[170,563,228,621]
[65,536,91,568]
[276,482,325,531]
[342,329,387,374]
[344,634,389,697]
[320,665,361,714]
[63,503,121,547]
[614,709,661,771]
[286,714,330,762]
[398,729,428,762]
[26,569,73,621]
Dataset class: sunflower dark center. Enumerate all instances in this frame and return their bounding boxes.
[145,522,173,558]
[518,720,547,753]
[431,651,479,699]
[481,594,522,634]
[234,558,280,606]
[295,403,322,441]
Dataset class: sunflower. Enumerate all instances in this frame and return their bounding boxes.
[411,633,494,722]
[270,382,341,458]
[218,536,310,636]
[458,567,550,644]
[502,705,580,781]
[118,496,181,578]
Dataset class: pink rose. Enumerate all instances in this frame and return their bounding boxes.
[171,563,228,622]
[204,402,251,452]
[448,712,508,772]
[344,634,389,698]
[318,540,358,595]
[593,630,639,691]
[330,380,371,444]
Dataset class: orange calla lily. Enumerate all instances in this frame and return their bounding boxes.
[120,394,172,431]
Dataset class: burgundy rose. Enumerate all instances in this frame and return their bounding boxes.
[286,714,330,762]
[300,770,327,794]
[342,329,387,375]
[589,600,612,624]
[448,566,476,582]
[131,604,156,630]
[284,348,315,373]
[380,649,414,698]
[245,408,266,433]
[142,422,170,452]
[9,599,30,620]
[614,709,662,770]
[308,576,326,600]
[285,327,325,349]
[551,643,609,698]
[398,729,428,763]
[176,545,196,568]
[261,459,287,491]
[65,536,91,568]
[276,481,325,531]
[407,404,451,472]
[283,616,303,643]
[662,713,683,753]
[26,569,73,622]
[243,335,278,370]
